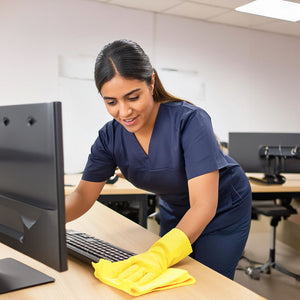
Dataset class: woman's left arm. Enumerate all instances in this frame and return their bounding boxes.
[176,170,219,244]
[92,170,219,290]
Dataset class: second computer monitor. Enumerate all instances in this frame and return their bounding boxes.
[228,132,300,184]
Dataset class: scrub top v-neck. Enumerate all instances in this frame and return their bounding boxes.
[82,101,251,234]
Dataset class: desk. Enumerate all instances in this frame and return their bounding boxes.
[65,174,152,228]
[65,173,300,228]
[0,202,265,299]
[248,173,300,200]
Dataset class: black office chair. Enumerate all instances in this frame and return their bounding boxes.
[245,199,300,281]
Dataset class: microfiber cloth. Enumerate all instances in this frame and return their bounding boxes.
[92,259,195,296]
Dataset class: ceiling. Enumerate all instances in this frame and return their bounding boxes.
[94,0,300,38]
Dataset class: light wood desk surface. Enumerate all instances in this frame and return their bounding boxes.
[64,173,300,227]
[0,202,265,300]
[65,173,300,195]
[248,173,300,194]
[64,173,150,196]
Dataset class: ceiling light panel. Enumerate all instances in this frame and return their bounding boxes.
[236,0,300,22]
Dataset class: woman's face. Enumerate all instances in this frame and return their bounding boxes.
[100,74,159,135]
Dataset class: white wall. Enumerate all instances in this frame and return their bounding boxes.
[1,0,300,173]
[154,15,300,140]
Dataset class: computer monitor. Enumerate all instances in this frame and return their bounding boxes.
[228,132,300,184]
[0,102,68,294]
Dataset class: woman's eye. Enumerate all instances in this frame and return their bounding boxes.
[128,96,139,101]
[106,100,116,106]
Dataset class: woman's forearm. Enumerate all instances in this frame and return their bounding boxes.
[176,201,217,244]
[65,180,106,223]
[176,171,219,244]
[65,191,92,222]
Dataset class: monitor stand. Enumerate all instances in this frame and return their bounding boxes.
[0,258,54,294]
[249,174,286,185]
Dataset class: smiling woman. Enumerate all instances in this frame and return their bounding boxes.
[101,74,159,145]
[65,40,252,293]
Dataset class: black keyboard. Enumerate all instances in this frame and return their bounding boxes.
[66,229,135,264]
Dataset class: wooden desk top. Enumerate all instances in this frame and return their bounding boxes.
[248,173,300,194]
[64,173,150,196]
[0,202,265,299]
[65,173,300,196]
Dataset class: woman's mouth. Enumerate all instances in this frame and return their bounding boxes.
[122,116,138,126]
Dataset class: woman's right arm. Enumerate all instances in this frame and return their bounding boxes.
[65,179,106,223]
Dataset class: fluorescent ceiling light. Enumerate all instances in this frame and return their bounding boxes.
[236,0,300,22]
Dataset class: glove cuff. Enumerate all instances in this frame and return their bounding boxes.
[152,228,192,267]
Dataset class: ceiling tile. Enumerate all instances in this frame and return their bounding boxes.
[210,10,275,28]
[189,0,253,9]
[89,0,300,38]
[164,2,229,20]
[252,19,300,37]
[109,0,183,12]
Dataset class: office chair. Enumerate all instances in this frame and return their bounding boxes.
[245,199,300,281]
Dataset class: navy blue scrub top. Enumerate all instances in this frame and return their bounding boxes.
[82,101,251,234]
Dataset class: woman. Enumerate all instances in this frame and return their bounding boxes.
[66,39,252,282]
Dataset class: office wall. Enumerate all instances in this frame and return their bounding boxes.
[0,0,154,173]
[155,15,300,141]
[1,0,300,173]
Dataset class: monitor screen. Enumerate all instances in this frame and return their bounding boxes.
[0,102,68,294]
[228,132,300,184]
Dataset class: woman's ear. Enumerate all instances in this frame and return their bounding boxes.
[151,72,155,95]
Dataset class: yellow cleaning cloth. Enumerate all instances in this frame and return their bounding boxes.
[92,228,195,296]
[92,259,195,296]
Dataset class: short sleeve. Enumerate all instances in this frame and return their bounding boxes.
[181,109,227,180]
[82,123,117,182]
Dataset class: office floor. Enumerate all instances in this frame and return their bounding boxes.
[235,231,300,300]
[147,216,300,300]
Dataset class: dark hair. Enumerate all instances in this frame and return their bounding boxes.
[94,39,186,103]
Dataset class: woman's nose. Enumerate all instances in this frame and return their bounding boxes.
[119,103,132,117]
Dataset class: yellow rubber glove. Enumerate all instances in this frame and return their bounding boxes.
[92,228,194,295]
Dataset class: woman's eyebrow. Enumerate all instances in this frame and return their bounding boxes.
[124,88,141,97]
[103,88,141,100]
